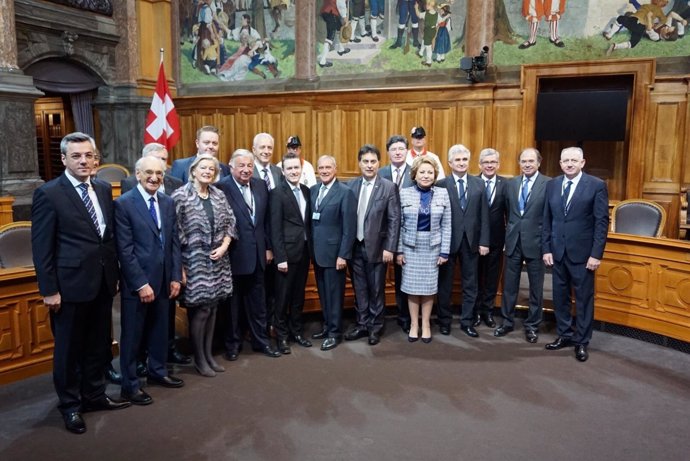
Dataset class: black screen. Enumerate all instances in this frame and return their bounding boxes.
[536,90,629,142]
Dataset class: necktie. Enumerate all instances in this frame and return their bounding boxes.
[562,180,573,215]
[519,177,529,215]
[357,181,371,241]
[77,183,101,237]
[293,186,304,220]
[241,184,253,217]
[485,179,493,204]
[393,168,400,187]
[148,197,159,228]
[458,179,466,211]
[316,185,327,210]
[263,168,271,190]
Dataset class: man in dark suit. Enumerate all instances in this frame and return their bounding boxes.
[216,149,281,360]
[114,156,185,406]
[310,155,357,351]
[345,144,400,346]
[169,125,230,183]
[31,132,130,435]
[543,147,609,362]
[437,144,490,338]
[494,148,550,343]
[121,143,189,367]
[473,148,508,329]
[379,135,414,333]
[270,153,313,354]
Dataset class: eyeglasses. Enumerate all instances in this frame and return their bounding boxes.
[480,160,499,165]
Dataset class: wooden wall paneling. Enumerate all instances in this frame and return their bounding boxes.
[682,78,690,188]
[397,106,429,147]
[362,107,390,156]
[457,103,491,175]
[175,114,198,159]
[137,0,173,87]
[233,111,262,156]
[491,95,523,178]
[314,108,337,168]
[338,108,364,177]
[280,108,311,163]
[429,104,457,172]
[216,113,236,165]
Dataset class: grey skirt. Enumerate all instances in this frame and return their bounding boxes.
[400,231,439,296]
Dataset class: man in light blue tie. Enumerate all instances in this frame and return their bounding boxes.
[495,148,551,343]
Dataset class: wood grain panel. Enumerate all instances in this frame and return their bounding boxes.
[429,105,457,169]
[337,108,363,176]
[458,103,490,175]
[363,108,390,154]
[646,102,680,184]
[492,102,522,177]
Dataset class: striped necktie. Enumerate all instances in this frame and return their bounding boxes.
[77,183,101,237]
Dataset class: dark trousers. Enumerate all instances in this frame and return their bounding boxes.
[273,247,310,340]
[394,263,410,326]
[264,263,277,330]
[50,288,112,415]
[552,253,595,345]
[500,242,544,332]
[120,295,168,394]
[437,237,479,328]
[225,266,270,353]
[137,298,178,364]
[350,242,387,335]
[314,263,345,339]
[475,245,503,315]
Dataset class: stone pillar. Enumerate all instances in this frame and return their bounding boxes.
[465,0,495,61]
[0,0,44,218]
[293,0,318,81]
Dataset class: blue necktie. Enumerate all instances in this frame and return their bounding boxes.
[149,197,163,246]
[458,179,466,210]
[77,183,101,237]
[519,177,529,214]
[562,180,573,215]
[485,179,492,204]
[263,168,271,190]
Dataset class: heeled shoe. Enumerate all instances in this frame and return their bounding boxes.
[421,336,432,344]
[408,335,419,343]
[194,362,216,378]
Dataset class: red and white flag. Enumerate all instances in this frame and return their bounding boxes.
[144,59,180,151]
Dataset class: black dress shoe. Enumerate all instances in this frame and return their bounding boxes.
[400,322,411,334]
[484,314,496,328]
[105,365,122,385]
[461,326,479,338]
[518,40,536,49]
[337,48,351,56]
[439,325,451,336]
[472,315,482,328]
[525,330,538,343]
[545,337,573,350]
[312,329,327,340]
[136,361,148,378]
[421,336,432,344]
[278,339,292,354]
[255,345,281,358]
[63,411,86,434]
[318,61,333,68]
[121,389,153,406]
[147,375,184,388]
[320,337,339,351]
[575,345,589,362]
[494,325,514,337]
[224,350,240,361]
[167,350,192,365]
[344,326,368,341]
[368,333,380,346]
[82,395,131,412]
[293,335,312,347]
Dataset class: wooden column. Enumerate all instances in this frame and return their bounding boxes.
[294,0,317,81]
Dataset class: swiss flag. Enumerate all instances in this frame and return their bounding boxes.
[144,60,180,151]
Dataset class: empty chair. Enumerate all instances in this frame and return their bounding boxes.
[611,199,666,238]
[96,163,130,183]
[0,221,33,268]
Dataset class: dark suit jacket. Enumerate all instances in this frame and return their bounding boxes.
[379,164,414,189]
[31,174,119,302]
[270,180,312,265]
[170,155,230,184]
[504,172,550,259]
[436,174,490,254]
[114,189,182,299]
[482,175,508,249]
[253,163,283,190]
[542,173,609,264]
[310,179,357,268]
[348,176,401,263]
[121,174,183,196]
[216,176,272,275]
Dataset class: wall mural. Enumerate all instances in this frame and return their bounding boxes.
[45,0,113,16]
[178,0,689,86]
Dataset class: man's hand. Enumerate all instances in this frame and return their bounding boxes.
[396,254,406,266]
[277,261,288,273]
[543,253,554,267]
[479,246,489,256]
[138,284,155,304]
[266,250,274,264]
[382,250,394,264]
[44,293,61,313]
[336,257,347,270]
[586,257,601,271]
[169,281,181,299]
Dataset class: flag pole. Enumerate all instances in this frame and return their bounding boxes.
[159,48,164,64]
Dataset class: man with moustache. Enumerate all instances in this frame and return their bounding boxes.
[114,156,185,406]
[380,135,414,333]
[344,144,400,346]
[436,144,490,337]
[310,155,357,351]
[473,148,508,329]
[270,153,313,354]
[170,125,230,183]
[217,149,281,359]
[494,148,550,343]
[543,147,608,362]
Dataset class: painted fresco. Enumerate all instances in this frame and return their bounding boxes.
[45,0,113,15]
[180,0,296,84]
[493,0,690,65]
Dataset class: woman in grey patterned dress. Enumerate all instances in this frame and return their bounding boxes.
[172,154,237,377]
[396,157,451,343]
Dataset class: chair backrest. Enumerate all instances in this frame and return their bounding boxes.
[611,199,666,238]
[0,221,33,269]
[96,164,130,183]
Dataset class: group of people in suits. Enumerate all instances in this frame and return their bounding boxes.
[31,125,608,435]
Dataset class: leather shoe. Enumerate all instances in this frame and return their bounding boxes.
[147,375,184,388]
[136,361,148,378]
[224,350,240,361]
[368,333,380,346]
[575,345,589,362]
[472,315,482,328]
[344,326,368,341]
[312,329,327,340]
[320,337,340,351]
[255,345,281,358]
[293,335,312,348]
[278,339,292,355]
[461,326,479,338]
[439,325,451,335]
[105,365,122,385]
[483,313,496,328]
[121,389,153,406]
[82,395,131,412]
[525,330,538,343]
[63,411,86,434]
[399,322,411,334]
[545,337,573,350]
[493,325,513,337]
[167,350,192,365]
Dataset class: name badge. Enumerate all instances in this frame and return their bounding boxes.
[312,212,320,221]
